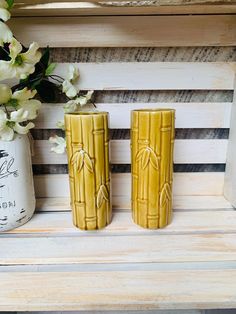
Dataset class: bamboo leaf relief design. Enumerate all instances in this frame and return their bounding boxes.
[97,184,109,208]
[136,147,160,170]
[71,149,94,173]
[160,183,172,213]
[84,153,93,173]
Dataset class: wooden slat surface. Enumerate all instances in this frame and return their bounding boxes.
[224,78,236,206]
[36,195,233,212]
[12,0,236,4]
[35,102,232,129]
[3,210,236,236]
[11,3,236,16]
[8,15,236,47]
[33,139,228,165]
[2,233,236,265]
[1,270,236,311]
[49,63,236,90]
[34,173,225,199]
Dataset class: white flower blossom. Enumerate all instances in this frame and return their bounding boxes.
[12,87,37,101]
[0,21,12,46]
[49,136,66,154]
[0,109,14,141]
[0,39,42,80]
[76,91,93,106]
[66,64,79,82]
[0,85,41,140]
[0,0,10,21]
[63,91,93,113]
[63,99,78,113]
[10,108,29,123]
[13,122,34,134]
[62,80,77,99]
[19,99,41,120]
[62,65,80,98]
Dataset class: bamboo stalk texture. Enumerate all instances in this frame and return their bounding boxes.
[65,112,111,230]
[131,109,175,229]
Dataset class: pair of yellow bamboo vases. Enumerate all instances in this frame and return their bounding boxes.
[65,109,175,231]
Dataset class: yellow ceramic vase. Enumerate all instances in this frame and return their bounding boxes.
[65,111,111,230]
[131,109,175,229]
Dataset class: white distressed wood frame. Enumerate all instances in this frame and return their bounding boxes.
[224,76,236,207]
[8,15,236,47]
[2,8,236,311]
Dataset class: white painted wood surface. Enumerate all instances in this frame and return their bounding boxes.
[34,173,225,199]
[50,63,235,90]
[224,78,236,208]
[35,102,232,129]
[2,233,236,265]
[36,195,233,212]
[19,311,203,314]
[9,15,236,47]
[5,210,236,236]
[1,270,236,311]
[33,139,228,165]
[12,0,236,4]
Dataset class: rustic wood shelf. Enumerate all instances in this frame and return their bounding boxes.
[1,197,236,311]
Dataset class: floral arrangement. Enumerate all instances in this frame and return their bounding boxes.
[0,0,93,148]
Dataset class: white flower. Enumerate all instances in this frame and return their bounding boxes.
[0,0,10,21]
[10,88,41,121]
[0,84,12,104]
[13,122,34,134]
[12,87,37,101]
[76,91,93,106]
[0,109,14,141]
[63,99,78,113]
[62,80,77,99]
[0,39,42,80]
[0,21,12,46]
[10,108,29,123]
[62,65,79,98]
[0,85,41,121]
[17,99,41,120]
[66,64,79,82]
[0,8,10,21]
[49,136,66,154]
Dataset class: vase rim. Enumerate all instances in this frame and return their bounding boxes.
[132,108,175,113]
[65,111,108,116]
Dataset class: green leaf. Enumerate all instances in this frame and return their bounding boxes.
[45,63,57,76]
[6,0,14,9]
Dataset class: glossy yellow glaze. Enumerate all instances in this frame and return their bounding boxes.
[131,109,175,229]
[65,112,111,230]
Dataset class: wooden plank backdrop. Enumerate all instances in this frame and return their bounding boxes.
[30,49,235,198]
[8,15,236,47]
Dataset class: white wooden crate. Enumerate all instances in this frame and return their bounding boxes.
[1,8,236,312]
